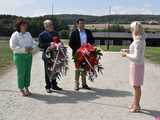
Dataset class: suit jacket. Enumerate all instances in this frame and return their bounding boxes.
[38,30,59,60]
[69,29,95,55]
[38,31,59,52]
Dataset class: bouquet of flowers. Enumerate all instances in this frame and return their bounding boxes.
[45,36,68,80]
[73,43,103,81]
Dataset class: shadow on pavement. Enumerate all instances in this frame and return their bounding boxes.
[0,90,19,93]
[140,109,160,119]
[29,88,132,105]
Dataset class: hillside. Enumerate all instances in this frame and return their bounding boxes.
[40,14,160,24]
[0,14,160,36]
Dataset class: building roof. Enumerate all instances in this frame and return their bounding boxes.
[93,32,160,39]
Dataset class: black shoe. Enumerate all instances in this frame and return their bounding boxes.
[46,89,52,93]
[82,85,92,90]
[52,86,63,91]
[75,88,80,91]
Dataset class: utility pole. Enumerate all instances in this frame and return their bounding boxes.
[51,0,54,16]
[107,5,111,50]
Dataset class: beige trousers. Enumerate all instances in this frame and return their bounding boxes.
[75,69,87,88]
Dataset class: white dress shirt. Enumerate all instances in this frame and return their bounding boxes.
[79,29,87,45]
[10,31,34,54]
[127,35,146,64]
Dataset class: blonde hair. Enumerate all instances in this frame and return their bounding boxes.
[130,21,144,40]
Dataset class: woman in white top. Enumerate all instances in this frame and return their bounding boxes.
[121,21,146,112]
[10,19,34,96]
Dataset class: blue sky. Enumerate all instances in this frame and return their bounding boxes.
[0,0,159,17]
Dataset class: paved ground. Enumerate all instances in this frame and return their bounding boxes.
[0,49,160,120]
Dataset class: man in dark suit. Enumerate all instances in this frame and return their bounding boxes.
[39,20,62,93]
[69,18,95,91]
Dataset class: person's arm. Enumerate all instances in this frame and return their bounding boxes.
[26,32,35,53]
[90,30,95,45]
[10,32,26,53]
[87,30,95,45]
[126,43,142,62]
[38,34,50,49]
[69,32,75,50]
[28,32,34,48]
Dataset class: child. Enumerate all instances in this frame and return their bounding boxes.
[121,21,146,112]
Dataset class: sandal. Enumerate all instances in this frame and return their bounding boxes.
[129,104,134,109]
[20,89,28,97]
[25,88,32,96]
[129,105,141,113]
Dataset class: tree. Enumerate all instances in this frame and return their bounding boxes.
[0,15,69,37]
[59,29,70,39]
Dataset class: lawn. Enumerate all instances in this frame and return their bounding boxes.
[98,45,128,52]
[145,47,160,64]
[99,45,160,64]
[0,41,13,72]
[64,40,160,64]
[0,40,160,75]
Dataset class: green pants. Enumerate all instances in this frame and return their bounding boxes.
[13,53,32,89]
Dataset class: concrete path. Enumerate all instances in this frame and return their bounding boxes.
[0,49,160,120]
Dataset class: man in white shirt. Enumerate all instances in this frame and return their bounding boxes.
[69,18,95,91]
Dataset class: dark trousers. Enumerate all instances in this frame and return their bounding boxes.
[43,53,57,89]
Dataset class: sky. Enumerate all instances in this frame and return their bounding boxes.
[0,0,159,17]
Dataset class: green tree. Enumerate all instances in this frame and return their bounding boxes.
[59,29,70,39]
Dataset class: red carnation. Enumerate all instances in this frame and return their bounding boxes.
[52,36,60,44]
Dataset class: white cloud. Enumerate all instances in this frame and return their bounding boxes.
[0,0,156,16]
[110,6,153,15]
[0,0,50,16]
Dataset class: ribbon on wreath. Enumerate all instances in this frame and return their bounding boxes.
[45,36,68,80]
[74,43,103,81]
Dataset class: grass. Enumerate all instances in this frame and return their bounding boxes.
[98,45,128,52]
[0,39,160,75]
[0,39,68,73]
[145,47,160,64]
[61,39,69,47]
[99,45,160,64]
[62,39,160,64]
[0,41,13,72]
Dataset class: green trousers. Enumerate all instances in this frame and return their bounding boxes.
[13,53,32,89]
